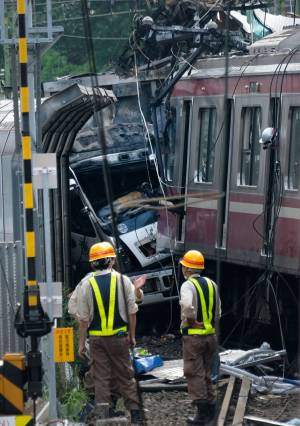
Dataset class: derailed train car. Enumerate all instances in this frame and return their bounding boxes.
[155,26,300,350]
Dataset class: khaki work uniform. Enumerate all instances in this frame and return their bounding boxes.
[77,268,140,409]
[180,274,220,402]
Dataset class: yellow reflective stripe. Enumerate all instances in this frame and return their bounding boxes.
[107,272,116,331]
[20,87,29,113]
[19,38,27,63]
[22,136,32,160]
[89,326,127,336]
[188,328,215,335]
[189,277,215,334]
[17,0,26,14]
[206,278,214,325]
[24,183,33,208]
[26,231,35,257]
[89,275,107,331]
[28,295,37,306]
[190,278,209,327]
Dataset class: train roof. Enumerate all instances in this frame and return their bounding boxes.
[249,25,300,54]
[180,27,300,81]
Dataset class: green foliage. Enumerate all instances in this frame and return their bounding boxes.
[39,0,148,82]
[41,48,89,81]
[53,287,89,422]
[60,384,89,421]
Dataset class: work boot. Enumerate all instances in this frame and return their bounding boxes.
[130,409,143,425]
[186,401,207,425]
[206,401,217,424]
[109,395,125,417]
[109,407,126,417]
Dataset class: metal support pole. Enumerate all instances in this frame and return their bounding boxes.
[42,169,57,421]
[35,44,42,151]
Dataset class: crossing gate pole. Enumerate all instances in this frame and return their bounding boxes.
[14,0,52,419]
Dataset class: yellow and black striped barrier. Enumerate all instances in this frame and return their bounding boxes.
[0,354,26,415]
[0,416,33,425]
[15,0,52,341]
[17,0,38,308]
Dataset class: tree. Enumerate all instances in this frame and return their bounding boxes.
[39,0,144,82]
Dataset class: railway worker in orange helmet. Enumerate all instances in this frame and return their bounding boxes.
[76,241,144,424]
[179,249,221,425]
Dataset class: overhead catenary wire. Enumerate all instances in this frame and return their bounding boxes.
[63,34,128,39]
[37,8,146,24]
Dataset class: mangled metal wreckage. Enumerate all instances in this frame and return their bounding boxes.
[41,80,175,305]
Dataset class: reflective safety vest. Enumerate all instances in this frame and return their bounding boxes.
[88,272,127,336]
[182,276,216,336]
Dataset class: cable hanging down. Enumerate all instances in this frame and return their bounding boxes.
[80,0,147,422]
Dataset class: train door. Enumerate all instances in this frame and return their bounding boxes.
[273,94,300,274]
[156,97,193,254]
[183,96,226,257]
[227,94,269,266]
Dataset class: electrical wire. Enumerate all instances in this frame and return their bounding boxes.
[266,277,286,376]
[133,43,185,337]
[274,270,300,309]
[245,46,300,360]
[131,16,270,346]
[262,47,300,271]
[63,34,128,39]
[133,50,180,299]
[197,0,221,24]
[38,8,146,24]
[80,1,147,421]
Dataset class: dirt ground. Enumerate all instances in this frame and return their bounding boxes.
[141,388,300,425]
[247,393,300,422]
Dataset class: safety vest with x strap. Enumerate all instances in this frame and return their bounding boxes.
[88,272,127,336]
[182,276,216,336]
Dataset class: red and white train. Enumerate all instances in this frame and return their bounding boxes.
[156,26,300,349]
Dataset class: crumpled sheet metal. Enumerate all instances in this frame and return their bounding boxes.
[147,344,296,395]
[148,345,283,381]
[147,359,184,382]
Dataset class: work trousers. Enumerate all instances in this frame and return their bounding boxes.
[90,336,139,410]
[183,334,218,402]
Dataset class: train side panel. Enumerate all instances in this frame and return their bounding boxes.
[157,62,300,276]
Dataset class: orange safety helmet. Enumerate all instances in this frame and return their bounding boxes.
[179,250,205,269]
[89,242,116,262]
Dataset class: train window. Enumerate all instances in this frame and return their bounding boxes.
[194,108,216,183]
[239,107,261,186]
[287,107,300,190]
